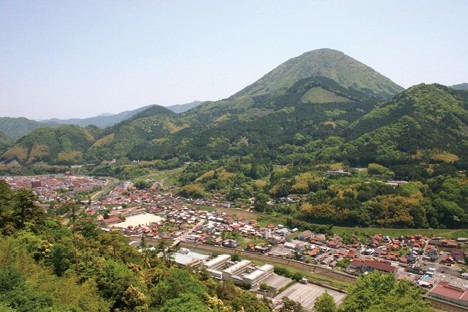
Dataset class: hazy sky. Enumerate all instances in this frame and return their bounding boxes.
[1,1,467,119]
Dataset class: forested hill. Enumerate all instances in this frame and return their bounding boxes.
[234,48,404,99]
[85,105,186,161]
[0,131,13,154]
[185,49,403,126]
[126,76,379,161]
[343,83,468,165]
[0,117,53,141]
[0,125,98,165]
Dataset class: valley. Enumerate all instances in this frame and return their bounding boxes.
[1,48,466,311]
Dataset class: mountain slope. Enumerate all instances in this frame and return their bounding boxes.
[127,76,377,161]
[0,117,54,141]
[167,101,203,113]
[0,131,14,154]
[41,105,152,128]
[452,83,468,91]
[39,101,203,128]
[344,84,468,164]
[235,48,404,99]
[86,105,185,161]
[1,125,96,165]
[186,49,403,126]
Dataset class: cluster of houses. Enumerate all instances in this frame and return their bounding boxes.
[99,180,235,209]
[4,174,107,202]
[180,220,467,306]
[6,175,466,307]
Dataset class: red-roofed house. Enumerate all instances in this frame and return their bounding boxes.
[101,216,122,225]
[347,259,396,275]
[429,282,468,307]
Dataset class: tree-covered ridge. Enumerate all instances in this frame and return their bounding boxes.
[0,131,14,155]
[0,125,97,165]
[234,48,403,100]
[0,117,54,141]
[344,84,467,165]
[0,180,271,311]
[176,158,466,229]
[127,76,377,162]
[86,105,186,162]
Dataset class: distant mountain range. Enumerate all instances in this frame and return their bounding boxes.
[1,48,466,170]
[0,101,202,141]
[451,83,468,91]
[39,101,202,128]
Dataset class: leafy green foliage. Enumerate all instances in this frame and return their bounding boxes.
[313,292,337,312]
[279,296,305,312]
[344,84,467,165]
[341,271,430,312]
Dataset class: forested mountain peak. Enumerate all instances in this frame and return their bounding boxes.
[128,105,177,120]
[234,48,404,100]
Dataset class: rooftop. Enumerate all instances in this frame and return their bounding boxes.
[223,260,251,274]
[430,282,468,302]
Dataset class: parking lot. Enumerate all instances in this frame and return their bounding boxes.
[263,274,292,291]
[275,283,346,311]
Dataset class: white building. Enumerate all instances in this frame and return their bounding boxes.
[243,264,274,286]
[203,254,231,270]
[222,260,251,281]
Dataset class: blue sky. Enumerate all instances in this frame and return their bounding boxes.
[1,0,467,119]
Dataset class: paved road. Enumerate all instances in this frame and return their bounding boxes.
[178,219,205,241]
[91,177,119,200]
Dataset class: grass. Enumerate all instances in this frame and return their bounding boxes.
[195,205,215,212]
[135,167,185,185]
[287,231,301,239]
[256,213,286,227]
[239,237,269,249]
[333,226,468,239]
[305,272,351,291]
[273,265,352,291]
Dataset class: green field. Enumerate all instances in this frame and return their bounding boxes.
[332,226,468,239]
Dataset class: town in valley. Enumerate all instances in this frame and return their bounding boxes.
[4,174,467,311]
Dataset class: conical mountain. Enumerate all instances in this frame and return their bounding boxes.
[235,48,403,100]
[123,49,406,161]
